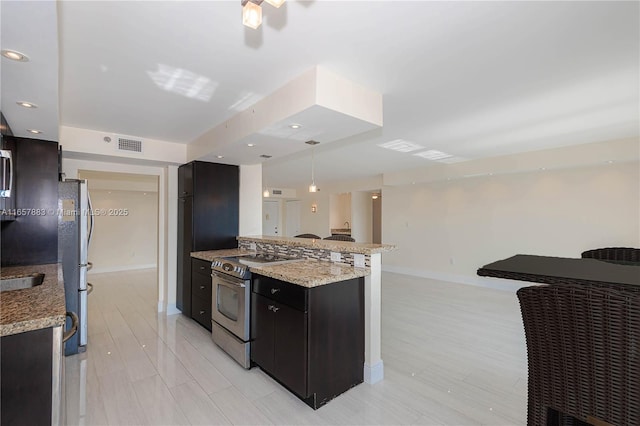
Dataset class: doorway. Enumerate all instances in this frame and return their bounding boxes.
[285,200,301,237]
[263,200,280,236]
[77,170,159,274]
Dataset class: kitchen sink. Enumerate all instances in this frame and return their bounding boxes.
[0,274,45,292]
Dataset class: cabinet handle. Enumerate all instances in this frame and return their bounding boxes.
[268,305,280,312]
[200,266,205,270]
[270,288,280,294]
[182,191,188,195]
[200,310,205,315]
[200,285,205,290]
[180,199,186,202]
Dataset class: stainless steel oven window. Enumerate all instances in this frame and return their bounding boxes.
[217,285,239,321]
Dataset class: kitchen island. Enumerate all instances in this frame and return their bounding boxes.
[197,235,396,385]
[192,248,370,408]
[0,263,66,425]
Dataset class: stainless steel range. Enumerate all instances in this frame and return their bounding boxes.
[210,252,303,368]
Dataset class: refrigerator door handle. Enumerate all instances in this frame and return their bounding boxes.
[87,282,94,295]
[63,312,79,343]
[79,289,88,347]
[87,189,94,248]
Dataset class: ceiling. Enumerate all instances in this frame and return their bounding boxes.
[2,1,638,187]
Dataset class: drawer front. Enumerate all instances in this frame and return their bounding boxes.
[192,258,212,276]
[252,274,307,312]
[192,282,212,330]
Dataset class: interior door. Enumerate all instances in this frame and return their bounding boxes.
[263,200,279,236]
[285,200,301,237]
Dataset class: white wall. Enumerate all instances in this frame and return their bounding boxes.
[299,190,331,238]
[330,192,351,229]
[382,162,640,287]
[88,190,158,273]
[351,191,373,243]
[239,164,263,236]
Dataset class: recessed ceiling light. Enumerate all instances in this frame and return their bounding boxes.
[216,155,224,159]
[17,101,37,109]
[260,154,272,159]
[607,160,614,164]
[1,49,29,62]
[289,124,301,129]
[247,143,255,147]
[378,139,424,153]
[413,150,453,160]
[27,129,42,134]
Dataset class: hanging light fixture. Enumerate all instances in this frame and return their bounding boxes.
[241,0,285,29]
[306,140,320,193]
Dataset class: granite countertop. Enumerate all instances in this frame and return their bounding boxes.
[250,259,370,288]
[0,263,66,337]
[237,235,397,255]
[191,248,254,262]
[191,249,370,287]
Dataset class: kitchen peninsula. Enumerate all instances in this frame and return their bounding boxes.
[195,235,396,386]
[0,263,66,425]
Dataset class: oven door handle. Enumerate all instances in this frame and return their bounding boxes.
[211,272,246,288]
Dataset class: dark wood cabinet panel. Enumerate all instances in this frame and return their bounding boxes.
[274,301,308,398]
[177,196,193,315]
[178,162,193,197]
[1,327,53,426]
[177,161,238,326]
[251,275,364,409]
[1,137,59,266]
[191,258,212,330]
[251,293,276,373]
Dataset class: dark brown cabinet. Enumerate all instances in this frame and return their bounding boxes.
[1,327,63,425]
[1,137,59,266]
[177,161,238,320]
[251,274,364,409]
[191,258,213,330]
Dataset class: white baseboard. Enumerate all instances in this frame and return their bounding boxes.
[88,264,157,274]
[165,303,181,316]
[382,264,529,292]
[364,361,384,384]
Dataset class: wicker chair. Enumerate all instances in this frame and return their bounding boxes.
[294,233,321,239]
[323,235,355,242]
[581,247,640,264]
[517,283,640,426]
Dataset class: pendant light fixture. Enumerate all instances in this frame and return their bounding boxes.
[241,0,285,29]
[306,140,320,193]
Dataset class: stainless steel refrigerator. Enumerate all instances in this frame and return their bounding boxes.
[58,179,93,356]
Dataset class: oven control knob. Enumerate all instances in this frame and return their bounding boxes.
[223,263,233,272]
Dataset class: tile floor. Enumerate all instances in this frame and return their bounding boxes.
[64,269,527,425]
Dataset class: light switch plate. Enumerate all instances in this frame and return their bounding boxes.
[330,252,341,262]
[354,254,366,268]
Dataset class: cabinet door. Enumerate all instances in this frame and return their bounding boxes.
[274,303,308,398]
[177,196,193,315]
[178,162,193,197]
[250,293,275,373]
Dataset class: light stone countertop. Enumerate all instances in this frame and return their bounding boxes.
[191,249,369,287]
[250,259,370,288]
[191,248,253,262]
[238,235,397,255]
[0,263,66,337]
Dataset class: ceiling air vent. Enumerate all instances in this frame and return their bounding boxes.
[116,136,143,153]
[272,189,282,195]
